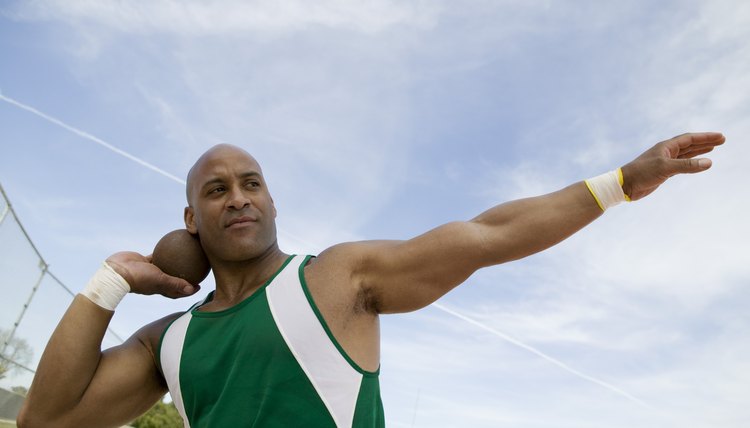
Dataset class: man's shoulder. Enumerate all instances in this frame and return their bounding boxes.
[135,311,190,356]
[308,240,404,286]
[304,242,370,288]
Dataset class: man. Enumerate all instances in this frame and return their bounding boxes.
[18,132,725,427]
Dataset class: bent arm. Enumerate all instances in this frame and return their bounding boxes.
[348,132,725,314]
[18,297,170,427]
[18,252,196,428]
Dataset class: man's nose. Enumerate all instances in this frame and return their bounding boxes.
[226,187,252,210]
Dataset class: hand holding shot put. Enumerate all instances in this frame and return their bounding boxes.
[18,132,725,428]
[102,251,197,300]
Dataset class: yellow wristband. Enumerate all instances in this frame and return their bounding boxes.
[585,168,629,211]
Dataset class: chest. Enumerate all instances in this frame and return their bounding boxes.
[180,291,290,381]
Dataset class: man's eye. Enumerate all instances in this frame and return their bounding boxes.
[247,181,260,188]
[210,186,225,194]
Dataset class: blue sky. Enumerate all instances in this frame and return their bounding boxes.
[1,1,749,426]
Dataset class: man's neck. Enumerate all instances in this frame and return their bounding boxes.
[208,246,290,309]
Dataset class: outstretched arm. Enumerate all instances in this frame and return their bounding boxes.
[18,252,198,428]
[339,132,724,314]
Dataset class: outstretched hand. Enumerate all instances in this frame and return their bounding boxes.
[620,132,725,201]
[105,251,200,299]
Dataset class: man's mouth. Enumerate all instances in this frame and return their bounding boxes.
[226,216,257,228]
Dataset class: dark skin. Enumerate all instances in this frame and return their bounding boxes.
[18,132,725,427]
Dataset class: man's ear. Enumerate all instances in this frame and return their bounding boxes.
[184,206,198,234]
[271,197,277,218]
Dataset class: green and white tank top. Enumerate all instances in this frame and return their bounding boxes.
[157,255,384,427]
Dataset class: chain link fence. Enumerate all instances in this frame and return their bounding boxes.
[0,183,123,421]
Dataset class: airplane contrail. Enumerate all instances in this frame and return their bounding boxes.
[432,302,649,407]
[2,91,648,408]
[0,92,186,184]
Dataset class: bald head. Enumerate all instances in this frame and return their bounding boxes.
[182,143,279,262]
[186,144,262,206]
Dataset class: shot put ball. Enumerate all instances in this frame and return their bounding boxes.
[152,229,211,285]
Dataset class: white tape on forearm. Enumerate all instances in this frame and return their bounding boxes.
[80,262,131,311]
[584,168,630,211]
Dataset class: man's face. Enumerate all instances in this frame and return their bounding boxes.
[184,145,278,263]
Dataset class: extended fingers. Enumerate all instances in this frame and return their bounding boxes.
[664,133,724,160]
[671,132,725,149]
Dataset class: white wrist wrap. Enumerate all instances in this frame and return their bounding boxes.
[80,262,131,311]
[584,168,631,211]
